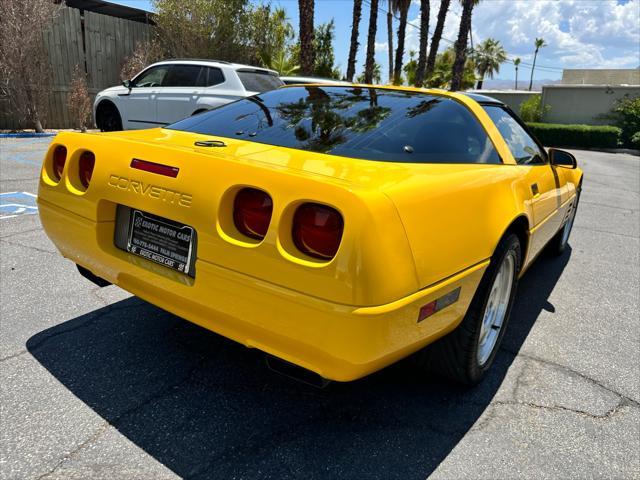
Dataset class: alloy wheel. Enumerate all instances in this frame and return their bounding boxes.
[477,251,516,366]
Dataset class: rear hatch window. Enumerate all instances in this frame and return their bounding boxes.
[166,86,501,164]
[237,69,283,92]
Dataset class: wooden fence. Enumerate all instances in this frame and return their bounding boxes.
[0,6,152,129]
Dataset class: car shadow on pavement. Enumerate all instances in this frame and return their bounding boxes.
[27,248,571,480]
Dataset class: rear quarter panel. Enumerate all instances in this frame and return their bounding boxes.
[382,163,534,288]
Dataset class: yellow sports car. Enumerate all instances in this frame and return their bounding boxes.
[38,85,582,385]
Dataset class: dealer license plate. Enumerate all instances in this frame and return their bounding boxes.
[126,209,195,275]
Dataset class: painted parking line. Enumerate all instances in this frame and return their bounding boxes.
[0,192,38,219]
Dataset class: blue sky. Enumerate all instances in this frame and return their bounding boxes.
[112,0,640,85]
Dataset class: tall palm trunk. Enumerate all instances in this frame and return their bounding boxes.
[515,66,518,89]
[392,1,410,85]
[414,0,430,87]
[529,48,539,91]
[424,0,450,82]
[364,0,379,83]
[450,0,474,91]
[346,0,363,81]
[298,0,315,76]
[387,3,394,83]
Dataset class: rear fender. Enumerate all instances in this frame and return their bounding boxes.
[383,164,533,289]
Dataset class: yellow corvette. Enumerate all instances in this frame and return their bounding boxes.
[38,85,582,385]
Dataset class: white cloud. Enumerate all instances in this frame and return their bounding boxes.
[471,0,639,69]
[374,41,388,53]
[400,0,640,76]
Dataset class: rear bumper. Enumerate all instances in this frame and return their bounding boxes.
[38,199,487,381]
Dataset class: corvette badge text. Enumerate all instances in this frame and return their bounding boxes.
[108,175,192,207]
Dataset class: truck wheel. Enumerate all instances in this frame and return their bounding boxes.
[414,234,521,385]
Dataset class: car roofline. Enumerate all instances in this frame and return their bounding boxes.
[161,58,233,65]
[280,76,352,84]
[277,83,505,105]
[459,92,505,105]
[147,59,278,75]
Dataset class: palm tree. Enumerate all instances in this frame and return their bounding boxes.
[298,0,315,75]
[392,0,411,85]
[528,37,546,91]
[514,57,520,89]
[260,50,300,76]
[356,61,382,83]
[425,0,450,82]
[429,48,476,89]
[473,38,506,89]
[404,50,418,85]
[364,0,379,83]
[450,0,479,91]
[312,21,340,78]
[414,0,430,87]
[346,0,363,82]
[387,0,395,82]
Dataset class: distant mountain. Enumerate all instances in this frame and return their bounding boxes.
[481,78,562,90]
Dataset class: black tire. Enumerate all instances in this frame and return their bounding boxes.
[97,102,123,132]
[413,234,521,385]
[548,184,581,256]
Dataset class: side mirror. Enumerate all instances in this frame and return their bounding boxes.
[549,148,577,169]
[122,79,132,90]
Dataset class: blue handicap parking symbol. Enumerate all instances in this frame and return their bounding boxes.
[0,192,38,219]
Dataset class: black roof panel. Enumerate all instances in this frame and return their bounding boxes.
[461,92,504,105]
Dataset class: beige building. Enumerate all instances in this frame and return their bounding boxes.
[561,69,640,86]
[543,69,639,125]
[468,69,639,125]
[541,84,639,125]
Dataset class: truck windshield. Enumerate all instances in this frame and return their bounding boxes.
[166,86,501,164]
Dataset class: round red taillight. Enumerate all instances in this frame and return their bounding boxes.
[79,151,95,189]
[52,146,67,181]
[292,203,343,260]
[233,188,273,240]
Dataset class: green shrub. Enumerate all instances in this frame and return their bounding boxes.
[631,131,640,149]
[608,95,640,148]
[526,122,621,149]
[519,95,550,122]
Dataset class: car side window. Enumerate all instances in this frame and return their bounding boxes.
[133,66,169,88]
[483,105,546,165]
[205,67,225,86]
[161,65,203,87]
[193,67,224,87]
[237,71,285,92]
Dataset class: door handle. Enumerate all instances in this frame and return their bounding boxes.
[531,183,540,198]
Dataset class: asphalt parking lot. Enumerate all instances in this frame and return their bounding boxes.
[0,137,638,480]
